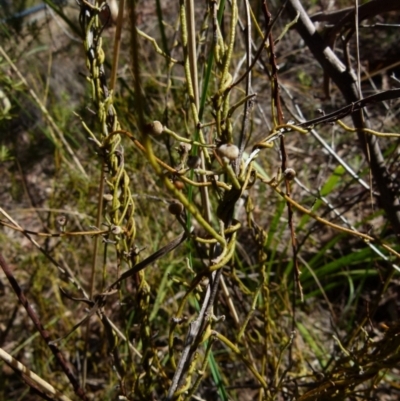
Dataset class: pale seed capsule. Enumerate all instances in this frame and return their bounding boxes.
[56,214,68,232]
[168,201,184,216]
[284,168,296,181]
[178,142,192,155]
[145,120,164,136]
[111,225,123,235]
[103,193,113,202]
[217,143,239,161]
[128,246,140,266]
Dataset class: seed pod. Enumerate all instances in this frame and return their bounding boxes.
[217,143,239,161]
[177,142,192,155]
[168,201,184,216]
[145,120,164,136]
[128,246,140,266]
[56,214,68,232]
[174,180,185,190]
[187,155,201,169]
[284,168,296,181]
[103,193,113,202]
[111,225,123,235]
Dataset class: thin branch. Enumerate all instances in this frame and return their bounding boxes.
[285,0,400,237]
[0,253,89,401]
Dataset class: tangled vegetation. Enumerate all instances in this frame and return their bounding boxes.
[1,0,400,400]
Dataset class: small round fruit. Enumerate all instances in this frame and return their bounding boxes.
[284,168,296,181]
[103,193,113,202]
[168,201,184,216]
[174,180,185,190]
[217,143,239,161]
[145,121,164,136]
[187,155,201,169]
[111,225,123,234]
[178,142,192,155]
[56,214,68,232]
